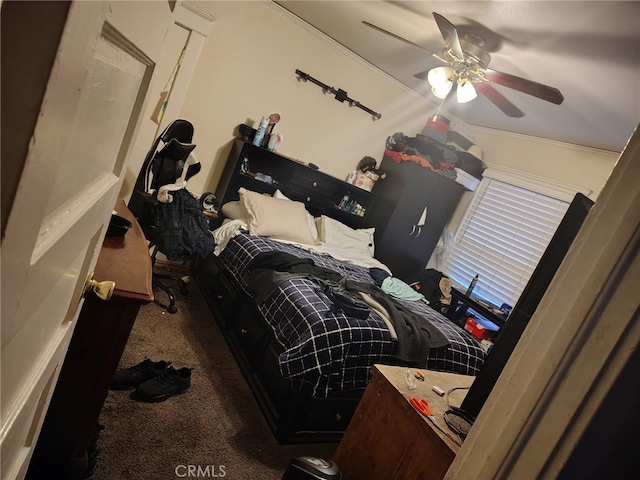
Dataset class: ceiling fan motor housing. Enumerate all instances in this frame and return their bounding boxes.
[460,34,491,68]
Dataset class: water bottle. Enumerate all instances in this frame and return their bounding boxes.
[465,274,479,296]
[252,116,269,147]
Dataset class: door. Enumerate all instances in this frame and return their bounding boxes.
[402,176,464,276]
[1,2,173,478]
[374,163,440,276]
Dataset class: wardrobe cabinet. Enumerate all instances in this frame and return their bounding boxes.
[372,155,464,279]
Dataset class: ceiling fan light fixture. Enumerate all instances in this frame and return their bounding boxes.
[457,80,478,103]
[427,66,453,87]
[427,66,454,99]
[365,13,565,118]
[431,83,453,99]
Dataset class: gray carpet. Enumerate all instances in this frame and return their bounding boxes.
[95,276,336,479]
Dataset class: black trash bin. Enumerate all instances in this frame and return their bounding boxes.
[281,456,341,480]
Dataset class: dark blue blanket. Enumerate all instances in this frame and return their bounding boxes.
[218,233,486,398]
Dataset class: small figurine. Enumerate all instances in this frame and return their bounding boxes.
[265,113,280,140]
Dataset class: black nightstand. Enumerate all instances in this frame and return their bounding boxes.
[446,287,506,329]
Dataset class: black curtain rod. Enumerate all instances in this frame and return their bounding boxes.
[295,69,382,121]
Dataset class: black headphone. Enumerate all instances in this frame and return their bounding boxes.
[200,192,217,212]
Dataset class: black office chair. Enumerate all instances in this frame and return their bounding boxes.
[129,119,214,313]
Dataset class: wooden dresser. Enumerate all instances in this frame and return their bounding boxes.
[333,364,474,480]
[27,199,153,479]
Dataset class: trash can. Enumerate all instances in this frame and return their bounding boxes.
[281,456,342,480]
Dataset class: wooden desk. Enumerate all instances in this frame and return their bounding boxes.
[333,365,474,480]
[28,200,153,479]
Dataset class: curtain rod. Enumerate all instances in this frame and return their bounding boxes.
[295,69,382,121]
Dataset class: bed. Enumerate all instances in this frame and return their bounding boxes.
[194,188,486,443]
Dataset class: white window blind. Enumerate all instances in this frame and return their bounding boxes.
[443,177,570,308]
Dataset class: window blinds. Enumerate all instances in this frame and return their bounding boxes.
[443,177,569,307]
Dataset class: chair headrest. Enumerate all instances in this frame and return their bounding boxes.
[158,138,196,161]
[160,119,194,144]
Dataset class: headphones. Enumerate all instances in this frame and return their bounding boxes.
[200,192,217,212]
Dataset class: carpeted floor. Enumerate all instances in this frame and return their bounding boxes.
[95,273,336,480]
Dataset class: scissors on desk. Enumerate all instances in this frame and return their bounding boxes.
[408,396,462,446]
[409,396,432,416]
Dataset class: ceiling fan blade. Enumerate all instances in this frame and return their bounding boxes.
[484,69,564,105]
[413,70,431,80]
[362,21,436,56]
[432,12,464,60]
[475,82,525,118]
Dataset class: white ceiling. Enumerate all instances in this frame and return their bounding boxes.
[275,1,640,152]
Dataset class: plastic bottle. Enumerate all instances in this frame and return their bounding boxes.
[267,132,282,152]
[339,192,350,210]
[252,116,269,147]
[465,274,479,296]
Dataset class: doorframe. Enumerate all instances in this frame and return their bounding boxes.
[447,126,640,478]
[120,1,214,201]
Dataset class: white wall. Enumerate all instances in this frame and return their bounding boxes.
[169,1,617,205]
[119,2,213,202]
[472,126,618,198]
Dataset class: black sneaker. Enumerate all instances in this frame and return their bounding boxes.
[111,359,171,390]
[134,366,192,402]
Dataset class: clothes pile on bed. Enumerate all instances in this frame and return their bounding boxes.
[213,188,487,398]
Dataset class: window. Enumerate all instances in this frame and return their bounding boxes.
[442,176,570,308]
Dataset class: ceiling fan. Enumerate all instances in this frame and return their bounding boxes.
[363,12,564,117]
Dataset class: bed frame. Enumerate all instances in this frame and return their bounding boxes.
[193,253,363,444]
[192,142,384,443]
[194,142,481,443]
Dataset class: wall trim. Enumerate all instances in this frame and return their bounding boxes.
[178,1,215,36]
[473,122,622,155]
[266,1,623,157]
[265,2,439,104]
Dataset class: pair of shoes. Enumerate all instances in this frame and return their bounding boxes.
[134,366,193,403]
[111,359,171,390]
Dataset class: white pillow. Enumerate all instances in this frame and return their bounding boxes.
[316,215,375,256]
[272,189,319,243]
[238,188,319,245]
[221,201,246,221]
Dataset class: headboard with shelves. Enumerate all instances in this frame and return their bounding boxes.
[214,139,375,229]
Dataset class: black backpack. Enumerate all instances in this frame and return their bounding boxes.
[403,268,450,312]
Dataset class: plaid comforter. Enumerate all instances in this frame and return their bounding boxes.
[218,233,486,398]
